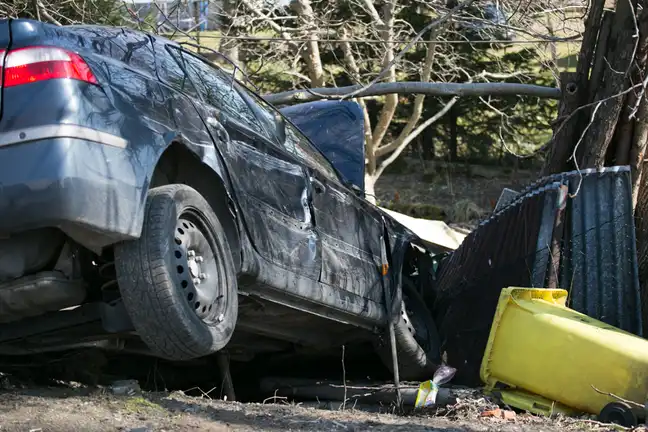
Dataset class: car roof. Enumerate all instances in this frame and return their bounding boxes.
[62,22,182,48]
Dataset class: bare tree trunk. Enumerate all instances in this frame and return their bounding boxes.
[194,0,201,54]
[579,0,639,168]
[369,0,398,157]
[376,40,437,157]
[339,27,374,149]
[546,0,648,335]
[448,104,458,162]
[219,0,242,68]
[291,0,325,87]
[543,72,580,175]
[365,175,378,204]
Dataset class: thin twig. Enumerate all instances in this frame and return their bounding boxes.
[341,345,347,411]
[340,0,476,101]
[263,395,288,404]
[567,100,603,198]
[591,385,644,409]
[182,386,218,400]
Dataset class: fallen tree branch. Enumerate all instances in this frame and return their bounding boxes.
[264,82,561,105]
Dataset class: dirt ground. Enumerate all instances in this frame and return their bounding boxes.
[0,384,629,432]
[375,160,539,222]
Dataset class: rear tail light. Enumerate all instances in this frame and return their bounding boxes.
[0,46,97,88]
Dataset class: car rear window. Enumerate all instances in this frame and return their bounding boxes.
[174,49,263,130]
[157,45,199,99]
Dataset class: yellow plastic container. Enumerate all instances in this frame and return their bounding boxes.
[480,287,648,416]
[492,389,577,417]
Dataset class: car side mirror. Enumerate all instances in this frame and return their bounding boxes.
[275,113,286,143]
[349,182,364,197]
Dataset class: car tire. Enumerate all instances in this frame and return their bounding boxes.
[114,184,238,361]
[376,276,441,381]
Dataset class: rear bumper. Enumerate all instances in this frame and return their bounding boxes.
[0,133,146,251]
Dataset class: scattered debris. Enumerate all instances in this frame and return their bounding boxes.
[493,188,519,212]
[110,379,141,396]
[378,207,467,252]
[258,376,463,410]
[480,408,516,420]
[414,365,456,409]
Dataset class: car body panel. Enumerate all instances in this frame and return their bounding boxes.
[0,21,234,251]
[0,19,429,338]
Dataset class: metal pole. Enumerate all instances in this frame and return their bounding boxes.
[216,351,235,402]
[379,229,402,409]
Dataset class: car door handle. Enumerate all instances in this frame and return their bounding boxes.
[310,177,326,194]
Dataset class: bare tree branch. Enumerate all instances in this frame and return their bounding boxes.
[374,96,459,179]
[376,38,437,157]
[38,0,62,26]
[341,0,476,101]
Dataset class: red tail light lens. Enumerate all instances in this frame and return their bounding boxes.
[2,46,97,88]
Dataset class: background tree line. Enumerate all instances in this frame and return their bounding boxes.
[0,0,579,197]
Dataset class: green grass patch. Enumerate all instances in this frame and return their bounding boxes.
[123,396,166,414]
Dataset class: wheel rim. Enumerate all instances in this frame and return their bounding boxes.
[401,291,431,351]
[172,211,225,324]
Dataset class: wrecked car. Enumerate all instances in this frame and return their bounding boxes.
[0,19,444,380]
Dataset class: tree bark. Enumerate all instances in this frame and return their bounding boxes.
[576,0,606,93]
[579,0,639,168]
[588,11,613,103]
[543,72,581,175]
